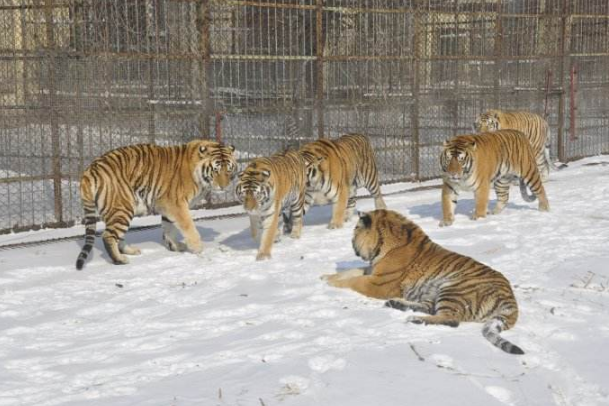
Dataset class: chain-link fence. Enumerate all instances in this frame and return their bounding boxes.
[1,0,608,233]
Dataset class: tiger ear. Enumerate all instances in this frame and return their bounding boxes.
[358,211,372,228]
[199,146,207,154]
[228,144,236,152]
[470,140,477,150]
[443,140,450,147]
[261,169,271,178]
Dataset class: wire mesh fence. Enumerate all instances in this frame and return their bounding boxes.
[1,0,608,233]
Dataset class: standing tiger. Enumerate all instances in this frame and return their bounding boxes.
[474,110,554,191]
[440,130,550,227]
[235,150,307,261]
[75,140,237,270]
[298,133,386,229]
[323,209,524,355]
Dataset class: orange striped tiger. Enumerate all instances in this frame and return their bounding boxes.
[75,140,237,270]
[235,150,307,261]
[474,110,553,191]
[299,133,386,229]
[440,130,550,227]
[323,209,524,354]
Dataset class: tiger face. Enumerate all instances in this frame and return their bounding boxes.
[474,112,500,133]
[440,138,476,183]
[235,164,272,214]
[352,210,412,264]
[194,142,237,191]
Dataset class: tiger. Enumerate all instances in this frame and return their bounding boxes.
[474,110,559,199]
[323,209,524,355]
[235,150,307,261]
[439,130,550,227]
[75,140,237,270]
[298,133,386,230]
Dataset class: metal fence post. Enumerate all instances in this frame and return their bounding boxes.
[43,0,63,225]
[494,0,503,108]
[557,0,570,163]
[198,0,211,139]
[315,0,325,139]
[410,2,421,180]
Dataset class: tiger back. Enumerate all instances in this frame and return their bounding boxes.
[299,133,386,229]
[76,140,237,270]
[475,110,551,183]
[439,130,550,226]
[324,209,524,355]
[235,150,307,261]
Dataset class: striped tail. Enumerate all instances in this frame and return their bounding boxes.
[76,201,97,270]
[518,179,537,202]
[482,318,524,355]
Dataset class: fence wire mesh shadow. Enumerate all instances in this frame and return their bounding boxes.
[1,0,608,233]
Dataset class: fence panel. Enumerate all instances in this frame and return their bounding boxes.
[0,0,608,233]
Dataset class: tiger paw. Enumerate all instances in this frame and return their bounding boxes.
[328,222,344,230]
[123,245,141,256]
[187,241,203,255]
[539,202,550,212]
[289,230,302,239]
[438,218,453,227]
[406,316,425,325]
[111,255,130,266]
[471,213,486,221]
[256,252,271,261]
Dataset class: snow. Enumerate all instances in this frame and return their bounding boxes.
[1,156,609,406]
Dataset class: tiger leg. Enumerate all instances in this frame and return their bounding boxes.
[118,240,141,255]
[521,166,550,211]
[440,182,458,226]
[321,267,366,281]
[101,207,134,265]
[385,298,432,314]
[162,216,187,252]
[165,204,202,254]
[408,312,460,328]
[472,182,491,220]
[325,274,397,299]
[288,200,304,239]
[492,178,511,215]
[344,184,357,222]
[329,185,350,229]
[249,214,261,241]
[257,208,280,260]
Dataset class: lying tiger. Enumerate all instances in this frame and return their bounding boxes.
[440,130,550,227]
[298,133,386,229]
[76,140,237,269]
[235,150,307,260]
[323,209,524,354]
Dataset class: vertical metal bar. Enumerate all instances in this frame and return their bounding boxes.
[315,0,324,139]
[494,0,503,108]
[198,0,211,138]
[43,0,63,225]
[410,2,421,180]
[147,0,156,144]
[557,0,569,162]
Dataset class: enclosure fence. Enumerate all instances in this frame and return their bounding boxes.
[1,0,608,233]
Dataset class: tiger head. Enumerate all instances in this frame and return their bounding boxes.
[235,161,273,214]
[352,209,424,264]
[474,110,501,133]
[302,152,326,188]
[440,136,476,183]
[189,140,237,191]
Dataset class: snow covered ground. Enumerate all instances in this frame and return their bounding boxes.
[0,156,608,406]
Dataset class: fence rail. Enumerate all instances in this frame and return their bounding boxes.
[1,0,608,233]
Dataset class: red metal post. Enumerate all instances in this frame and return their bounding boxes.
[544,70,553,119]
[215,111,223,143]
